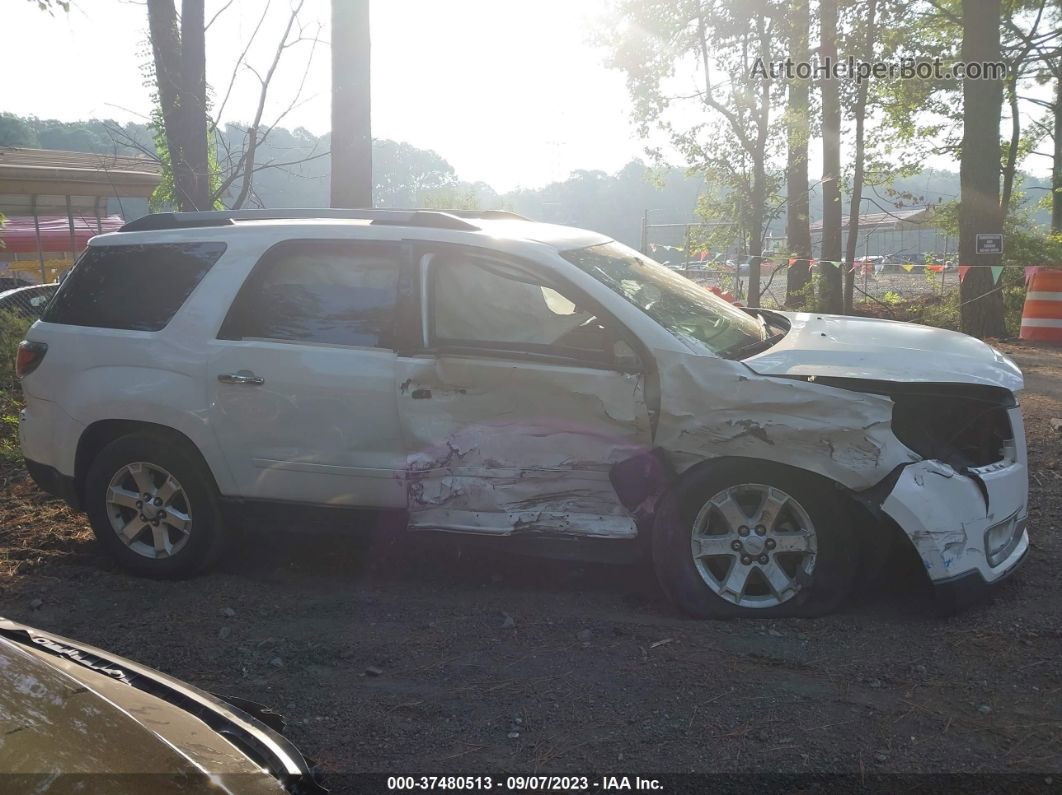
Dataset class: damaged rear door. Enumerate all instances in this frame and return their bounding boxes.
[396,244,653,538]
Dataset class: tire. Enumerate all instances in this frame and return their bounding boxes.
[652,461,858,619]
[84,431,228,578]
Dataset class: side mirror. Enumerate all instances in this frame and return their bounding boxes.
[611,339,643,373]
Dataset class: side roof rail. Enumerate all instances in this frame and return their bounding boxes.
[439,210,530,221]
[119,208,484,233]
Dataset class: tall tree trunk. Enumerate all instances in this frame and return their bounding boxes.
[843,0,877,314]
[179,0,210,211]
[746,14,772,308]
[1053,80,1061,233]
[331,0,373,208]
[749,157,766,307]
[146,0,209,211]
[1000,70,1020,218]
[785,0,812,307]
[819,0,843,314]
[959,0,1006,338]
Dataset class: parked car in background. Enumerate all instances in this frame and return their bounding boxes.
[0,617,324,793]
[0,283,58,320]
[17,209,1028,618]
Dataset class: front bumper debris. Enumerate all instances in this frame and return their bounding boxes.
[880,409,1029,589]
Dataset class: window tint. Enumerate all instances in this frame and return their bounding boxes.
[222,241,399,348]
[42,243,226,331]
[431,254,611,361]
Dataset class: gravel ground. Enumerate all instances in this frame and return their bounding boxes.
[1,341,1060,789]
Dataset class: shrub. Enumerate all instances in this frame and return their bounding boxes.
[0,310,33,391]
[0,311,32,468]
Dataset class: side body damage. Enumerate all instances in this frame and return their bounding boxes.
[651,352,917,489]
[396,346,1028,588]
[398,354,651,538]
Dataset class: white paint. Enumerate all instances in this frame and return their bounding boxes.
[398,354,650,538]
[653,350,917,489]
[881,408,1029,584]
[19,216,1031,589]
[747,312,1024,391]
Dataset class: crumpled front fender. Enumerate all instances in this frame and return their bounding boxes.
[653,350,919,490]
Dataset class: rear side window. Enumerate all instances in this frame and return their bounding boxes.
[42,242,226,331]
[219,240,399,349]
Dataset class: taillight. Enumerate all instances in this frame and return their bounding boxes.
[15,340,48,378]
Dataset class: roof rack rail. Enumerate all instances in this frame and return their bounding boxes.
[119,208,484,233]
[437,210,530,221]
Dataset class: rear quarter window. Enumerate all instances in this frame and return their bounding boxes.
[42,242,227,331]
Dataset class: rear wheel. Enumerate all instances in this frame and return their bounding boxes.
[652,462,858,618]
[85,433,227,578]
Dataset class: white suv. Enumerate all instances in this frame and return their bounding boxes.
[18,209,1029,618]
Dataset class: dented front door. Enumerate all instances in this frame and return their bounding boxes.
[397,355,650,537]
[396,246,652,538]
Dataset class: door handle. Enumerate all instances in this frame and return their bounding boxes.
[218,371,264,386]
[411,388,432,399]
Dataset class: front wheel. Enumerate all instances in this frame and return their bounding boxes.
[652,463,858,618]
[84,433,227,578]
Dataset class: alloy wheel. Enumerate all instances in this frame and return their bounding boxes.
[105,461,193,560]
[690,483,817,608]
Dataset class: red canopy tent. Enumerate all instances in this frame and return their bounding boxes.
[0,214,125,253]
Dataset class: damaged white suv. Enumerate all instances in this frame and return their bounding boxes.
[18,209,1028,618]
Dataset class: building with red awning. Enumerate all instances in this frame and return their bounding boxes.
[0,147,161,283]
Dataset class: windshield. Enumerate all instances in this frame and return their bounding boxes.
[560,240,765,356]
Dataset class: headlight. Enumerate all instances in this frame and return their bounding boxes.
[985,511,1025,567]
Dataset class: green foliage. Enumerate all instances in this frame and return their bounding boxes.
[1000,230,1062,337]
[0,113,40,147]
[0,310,34,465]
[417,186,481,210]
[148,107,177,213]
[0,411,20,467]
[0,311,33,391]
[1003,229,1062,268]
[790,271,826,313]
[867,1,963,168]
[147,103,224,213]
[930,200,960,237]
[600,0,784,258]
[918,292,961,331]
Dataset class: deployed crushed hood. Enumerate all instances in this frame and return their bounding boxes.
[746,312,1023,392]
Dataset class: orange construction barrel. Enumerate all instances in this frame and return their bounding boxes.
[1015,266,1062,341]
[1020,268,1062,343]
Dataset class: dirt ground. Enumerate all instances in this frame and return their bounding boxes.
[2,342,1062,788]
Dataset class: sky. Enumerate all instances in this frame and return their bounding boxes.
[5,0,640,192]
[4,1,1052,193]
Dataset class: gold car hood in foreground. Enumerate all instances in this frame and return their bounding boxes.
[0,618,324,794]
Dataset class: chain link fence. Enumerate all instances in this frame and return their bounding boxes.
[642,219,1032,333]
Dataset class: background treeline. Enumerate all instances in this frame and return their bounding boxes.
[1,112,1052,252]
